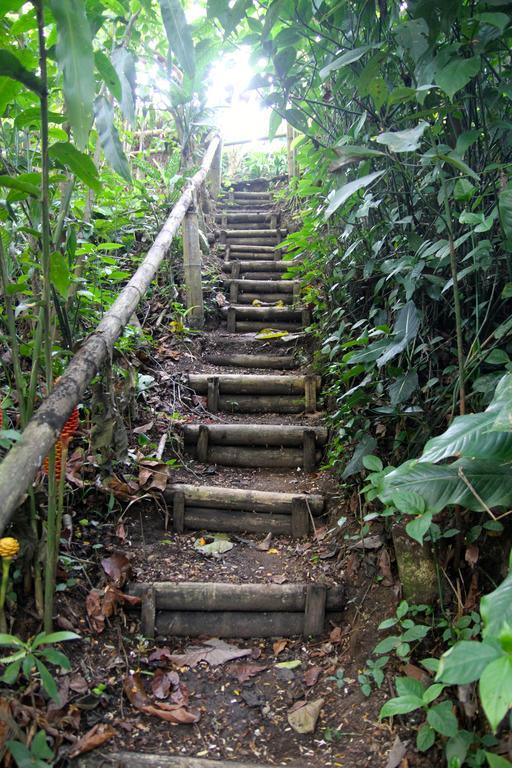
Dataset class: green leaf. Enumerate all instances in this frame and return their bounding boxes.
[436,640,503,684]
[380,458,512,514]
[94,96,131,182]
[477,12,510,31]
[373,635,400,654]
[5,741,32,765]
[329,145,385,172]
[40,648,71,669]
[31,630,80,648]
[159,0,195,80]
[377,301,421,368]
[392,490,426,515]
[111,47,136,126]
[380,694,424,717]
[0,174,39,197]
[481,572,512,639]
[498,189,512,241]
[35,658,59,701]
[479,655,512,731]
[363,454,383,472]
[436,152,479,181]
[406,512,433,545]
[275,659,301,669]
[436,56,481,100]
[325,170,386,219]
[0,633,25,647]
[446,731,473,766]
[49,142,101,193]
[423,683,444,704]
[268,110,282,141]
[320,45,379,80]
[94,50,122,103]
[0,49,43,94]
[50,252,70,299]
[427,701,459,737]
[375,122,428,153]
[2,659,21,684]
[395,676,426,698]
[31,730,53,760]
[486,753,512,768]
[417,723,436,752]
[389,370,419,406]
[49,0,95,149]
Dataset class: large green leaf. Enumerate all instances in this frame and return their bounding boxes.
[111,47,136,126]
[481,572,512,639]
[436,640,503,684]
[325,170,385,219]
[329,144,385,172]
[0,49,43,94]
[94,50,122,103]
[159,0,196,80]
[49,0,95,149]
[0,174,39,196]
[93,96,131,182]
[436,56,481,100]
[320,45,379,80]
[377,301,420,368]
[420,375,512,463]
[380,458,512,513]
[479,655,512,732]
[375,122,428,153]
[49,142,101,193]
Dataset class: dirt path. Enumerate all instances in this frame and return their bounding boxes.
[76,184,405,768]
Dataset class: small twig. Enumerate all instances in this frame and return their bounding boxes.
[156,432,167,460]
[458,468,497,520]
[305,497,318,540]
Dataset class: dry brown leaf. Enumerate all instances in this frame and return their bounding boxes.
[329,626,342,644]
[85,589,104,633]
[123,674,200,724]
[133,421,154,435]
[287,698,324,734]
[256,533,273,551]
[69,723,117,758]
[273,639,288,656]
[150,669,180,700]
[401,663,430,686]
[378,547,394,586]
[229,663,267,683]
[271,574,287,584]
[101,552,132,587]
[385,735,407,768]
[303,665,322,687]
[465,544,479,568]
[164,639,252,668]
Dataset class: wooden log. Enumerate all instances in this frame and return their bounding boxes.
[0,133,222,533]
[229,282,238,303]
[304,585,327,635]
[182,507,292,534]
[186,373,320,396]
[225,238,279,247]
[78,751,272,768]
[173,491,185,534]
[197,425,209,463]
[231,190,272,199]
[226,252,277,261]
[220,306,301,322]
[129,582,344,612]
[180,423,328,447]
[157,610,304,637]
[291,497,310,537]
[221,228,280,238]
[303,429,317,472]
[223,260,294,273]
[304,374,317,413]
[218,395,304,414]
[215,212,272,222]
[188,446,322,468]
[165,483,325,515]
[220,243,277,253]
[223,278,297,293]
[205,353,297,369]
[236,292,293,305]
[206,376,219,412]
[227,321,302,332]
[241,272,292,280]
[182,206,204,329]
[226,306,236,333]
[141,585,156,638]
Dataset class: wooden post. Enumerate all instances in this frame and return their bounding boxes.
[304,374,317,413]
[173,491,185,533]
[301,307,311,327]
[207,376,219,413]
[227,307,236,333]
[270,213,278,229]
[197,425,209,463]
[293,282,300,304]
[303,429,317,472]
[304,584,326,635]
[291,497,309,538]
[182,202,204,329]
[141,585,156,638]
[229,282,239,303]
[231,261,241,278]
[208,138,222,198]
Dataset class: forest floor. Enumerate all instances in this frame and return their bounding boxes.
[15,313,438,768]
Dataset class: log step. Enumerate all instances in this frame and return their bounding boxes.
[205,353,298,369]
[215,212,274,222]
[186,372,320,396]
[129,582,343,637]
[236,292,293,305]
[221,305,301,322]
[219,243,278,253]
[78,752,272,767]
[223,278,298,293]
[219,228,285,238]
[179,424,326,470]
[222,260,296,273]
[221,190,273,199]
[165,483,325,515]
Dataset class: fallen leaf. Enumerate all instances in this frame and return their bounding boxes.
[101,553,132,587]
[256,533,272,551]
[303,666,322,687]
[86,589,105,633]
[465,544,479,568]
[267,548,279,555]
[115,522,127,542]
[275,660,301,670]
[329,627,342,644]
[69,674,89,694]
[273,639,288,656]
[352,534,384,550]
[68,723,117,758]
[378,547,394,586]
[229,663,267,683]
[271,574,287,584]
[133,421,154,435]
[123,674,199,724]
[194,537,234,556]
[287,698,324,734]
[148,647,174,664]
[165,639,252,668]
[151,669,181,700]
[402,663,430,686]
[385,735,407,768]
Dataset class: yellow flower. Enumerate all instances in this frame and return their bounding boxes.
[0,537,20,559]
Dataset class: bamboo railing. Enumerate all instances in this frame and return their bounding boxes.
[0,133,222,533]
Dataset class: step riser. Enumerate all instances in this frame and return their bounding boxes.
[235,293,293,305]
[221,306,301,322]
[223,321,302,332]
[186,373,320,396]
[181,424,328,446]
[165,484,325,514]
[205,354,297,369]
[187,445,322,469]
[223,279,297,293]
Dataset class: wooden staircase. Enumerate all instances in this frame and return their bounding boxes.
[129,184,341,643]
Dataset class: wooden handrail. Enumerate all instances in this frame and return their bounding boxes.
[0,133,221,533]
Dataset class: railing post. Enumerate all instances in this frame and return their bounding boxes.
[182,199,204,329]
[287,123,297,179]
[208,138,222,198]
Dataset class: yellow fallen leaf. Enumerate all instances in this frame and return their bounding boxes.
[252,299,262,306]
[267,548,279,554]
[255,328,289,340]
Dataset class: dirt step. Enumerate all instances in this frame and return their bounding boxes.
[129,582,343,638]
[218,228,285,239]
[215,211,274,222]
[234,292,294,305]
[205,352,298,369]
[78,753,275,767]
[179,423,325,470]
[223,305,309,334]
[222,260,297,275]
[221,305,301,322]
